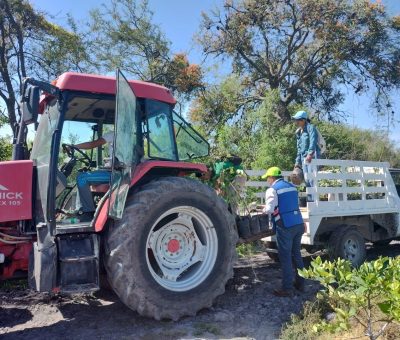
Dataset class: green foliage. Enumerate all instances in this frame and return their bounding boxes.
[202,89,300,169]
[0,115,12,161]
[236,242,261,258]
[198,0,400,122]
[300,256,400,339]
[190,75,245,133]
[318,122,400,166]
[0,0,92,134]
[89,0,202,99]
[194,83,400,170]
[193,322,221,336]
[0,137,12,161]
[40,15,93,77]
[281,301,328,340]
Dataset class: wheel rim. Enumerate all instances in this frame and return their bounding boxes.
[343,236,362,264]
[146,206,218,292]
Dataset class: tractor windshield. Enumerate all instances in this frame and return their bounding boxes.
[173,111,209,160]
[144,100,209,161]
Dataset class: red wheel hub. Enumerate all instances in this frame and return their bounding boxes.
[167,239,180,253]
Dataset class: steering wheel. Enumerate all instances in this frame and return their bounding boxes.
[62,143,92,167]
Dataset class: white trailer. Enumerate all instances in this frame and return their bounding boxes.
[245,159,400,265]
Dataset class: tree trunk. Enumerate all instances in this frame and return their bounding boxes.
[6,99,17,137]
[274,99,292,123]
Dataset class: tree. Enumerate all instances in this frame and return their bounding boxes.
[190,75,246,134]
[0,114,12,160]
[197,0,400,123]
[192,84,400,170]
[89,0,203,100]
[0,0,92,135]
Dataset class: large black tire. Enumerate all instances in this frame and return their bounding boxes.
[328,226,366,267]
[104,177,237,320]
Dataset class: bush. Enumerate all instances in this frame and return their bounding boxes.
[299,256,400,340]
[209,98,400,171]
[280,301,328,340]
[0,137,12,161]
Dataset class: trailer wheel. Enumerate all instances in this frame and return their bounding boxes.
[328,226,366,267]
[104,177,237,320]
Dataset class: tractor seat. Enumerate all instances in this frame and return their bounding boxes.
[90,183,110,193]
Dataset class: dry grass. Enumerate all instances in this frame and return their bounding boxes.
[280,301,325,340]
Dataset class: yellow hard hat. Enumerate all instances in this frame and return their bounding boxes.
[261,166,282,179]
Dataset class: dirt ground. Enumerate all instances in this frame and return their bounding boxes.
[1,242,400,340]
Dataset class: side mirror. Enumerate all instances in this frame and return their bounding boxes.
[21,85,40,125]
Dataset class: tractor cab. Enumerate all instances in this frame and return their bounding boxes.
[1,70,209,292]
[22,71,209,232]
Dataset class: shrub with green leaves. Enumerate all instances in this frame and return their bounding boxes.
[0,137,12,161]
[299,256,400,340]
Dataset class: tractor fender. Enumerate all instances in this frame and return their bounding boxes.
[94,161,208,232]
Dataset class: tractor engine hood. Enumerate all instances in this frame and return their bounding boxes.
[0,160,33,222]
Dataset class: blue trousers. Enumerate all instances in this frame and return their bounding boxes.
[76,170,111,212]
[276,223,305,291]
[301,152,320,201]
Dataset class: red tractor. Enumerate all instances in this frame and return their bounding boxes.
[0,70,238,320]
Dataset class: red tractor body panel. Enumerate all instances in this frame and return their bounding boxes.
[0,242,32,279]
[46,72,176,104]
[94,161,207,232]
[0,160,33,222]
[40,72,177,113]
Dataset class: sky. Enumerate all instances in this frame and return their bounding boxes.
[2,0,400,143]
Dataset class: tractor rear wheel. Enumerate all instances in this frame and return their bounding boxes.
[104,177,237,320]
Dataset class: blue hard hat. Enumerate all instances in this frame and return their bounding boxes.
[292,110,308,120]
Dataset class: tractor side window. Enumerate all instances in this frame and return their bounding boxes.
[173,111,209,160]
[30,99,60,221]
[146,100,177,160]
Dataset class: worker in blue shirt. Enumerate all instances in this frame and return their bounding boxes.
[293,111,320,197]
[262,166,305,297]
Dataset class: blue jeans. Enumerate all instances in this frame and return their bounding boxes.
[301,152,320,201]
[76,170,111,212]
[276,223,305,291]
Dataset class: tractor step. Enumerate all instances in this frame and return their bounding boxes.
[56,223,94,235]
[57,233,99,293]
[61,283,99,294]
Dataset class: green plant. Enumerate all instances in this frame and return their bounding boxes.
[236,242,261,258]
[300,256,400,340]
[0,136,12,161]
[281,301,327,340]
[193,322,220,336]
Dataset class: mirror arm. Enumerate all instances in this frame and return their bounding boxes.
[23,77,59,97]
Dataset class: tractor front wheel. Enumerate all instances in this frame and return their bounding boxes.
[104,177,237,320]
